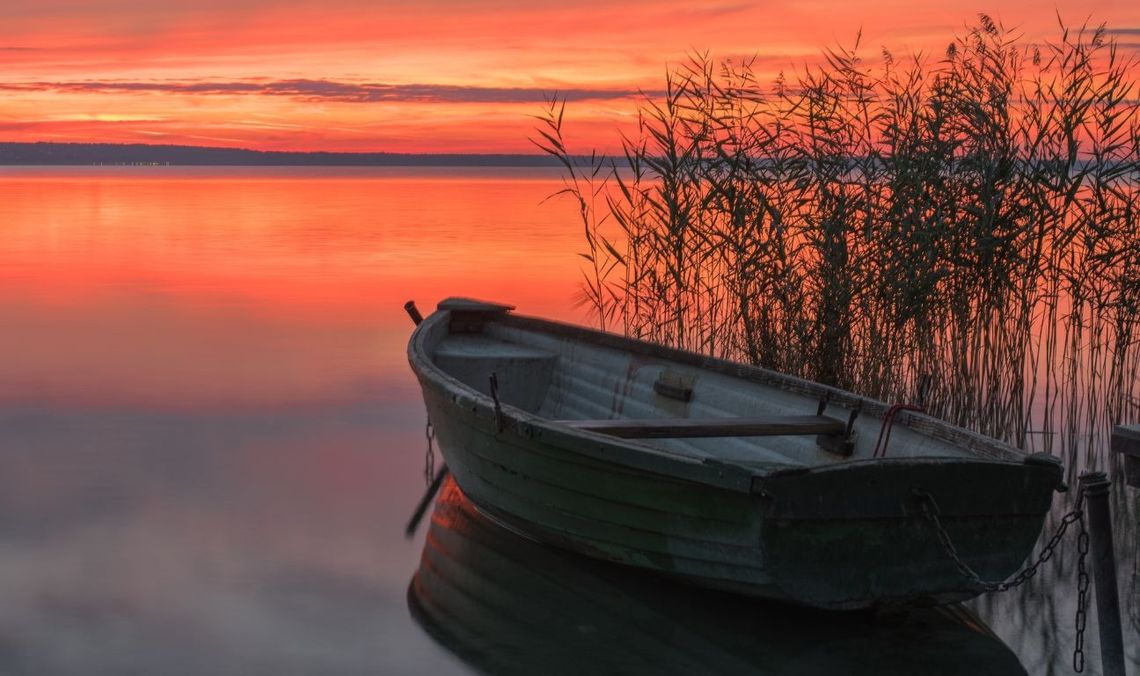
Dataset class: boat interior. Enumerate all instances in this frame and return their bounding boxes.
[425,306,1018,469]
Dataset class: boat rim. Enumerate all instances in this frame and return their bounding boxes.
[407,303,1046,490]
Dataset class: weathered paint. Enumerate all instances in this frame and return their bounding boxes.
[406,299,1064,609]
[408,478,1030,675]
[1111,424,1140,487]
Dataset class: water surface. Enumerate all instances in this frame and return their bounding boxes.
[0,166,1135,674]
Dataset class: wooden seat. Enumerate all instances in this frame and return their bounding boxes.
[434,335,557,412]
[558,415,846,439]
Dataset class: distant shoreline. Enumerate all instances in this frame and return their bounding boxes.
[0,142,569,167]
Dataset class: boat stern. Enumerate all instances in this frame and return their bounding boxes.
[751,455,1064,609]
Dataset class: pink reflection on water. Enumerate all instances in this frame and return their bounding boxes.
[0,166,587,408]
[0,166,589,673]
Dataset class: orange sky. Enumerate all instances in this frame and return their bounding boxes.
[2,0,1138,153]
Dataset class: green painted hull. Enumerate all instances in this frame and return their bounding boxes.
[408,478,1028,675]
[408,301,1064,609]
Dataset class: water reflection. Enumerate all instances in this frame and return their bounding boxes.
[967,460,1139,674]
[409,477,1027,675]
[1,166,1135,673]
[0,166,578,675]
[0,402,464,675]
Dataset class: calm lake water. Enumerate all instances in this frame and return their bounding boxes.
[0,166,1135,675]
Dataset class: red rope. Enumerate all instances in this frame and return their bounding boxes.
[872,403,925,458]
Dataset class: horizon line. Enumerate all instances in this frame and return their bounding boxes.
[0,141,580,167]
[1,140,562,157]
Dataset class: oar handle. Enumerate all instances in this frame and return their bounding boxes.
[403,298,426,326]
[404,300,423,326]
[404,465,449,539]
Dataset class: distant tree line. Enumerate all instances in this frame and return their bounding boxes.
[0,142,566,167]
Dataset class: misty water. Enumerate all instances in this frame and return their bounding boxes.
[0,166,1135,675]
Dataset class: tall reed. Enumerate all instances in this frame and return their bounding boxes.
[535,16,1140,461]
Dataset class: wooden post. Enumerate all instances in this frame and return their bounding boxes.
[1078,472,1125,676]
[1111,424,1140,488]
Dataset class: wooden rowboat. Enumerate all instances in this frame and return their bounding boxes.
[409,476,1028,675]
[406,297,1065,610]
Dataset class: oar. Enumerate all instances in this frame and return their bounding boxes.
[402,299,448,539]
[404,465,450,539]
[403,300,424,325]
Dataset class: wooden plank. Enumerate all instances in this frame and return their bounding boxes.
[1111,424,1140,487]
[441,297,516,333]
[653,378,693,402]
[499,314,1025,462]
[558,415,846,439]
[1113,424,1140,456]
[438,297,515,313]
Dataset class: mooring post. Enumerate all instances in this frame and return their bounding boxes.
[1078,471,1126,676]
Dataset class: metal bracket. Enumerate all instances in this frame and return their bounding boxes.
[489,372,505,432]
[816,402,859,457]
[816,392,831,416]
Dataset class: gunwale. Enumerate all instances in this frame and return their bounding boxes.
[407,304,1031,494]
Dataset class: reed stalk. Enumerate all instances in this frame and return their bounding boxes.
[536,15,1140,460]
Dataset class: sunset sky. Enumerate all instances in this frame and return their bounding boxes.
[2,0,1138,153]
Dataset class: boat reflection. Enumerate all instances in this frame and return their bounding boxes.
[407,477,1026,675]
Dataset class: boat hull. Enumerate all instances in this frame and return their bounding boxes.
[408,302,1063,609]
[418,376,1059,609]
[408,477,1029,675]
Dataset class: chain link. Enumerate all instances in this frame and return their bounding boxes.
[424,420,436,487]
[915,489,1090,672]
[916,491,1084,593]
[1073,519,1090,673]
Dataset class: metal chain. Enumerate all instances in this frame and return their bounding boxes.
[915,490,1084,593]
[424,420,436,487]
[1073,518,1090,673]
[915,489,1091,673]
